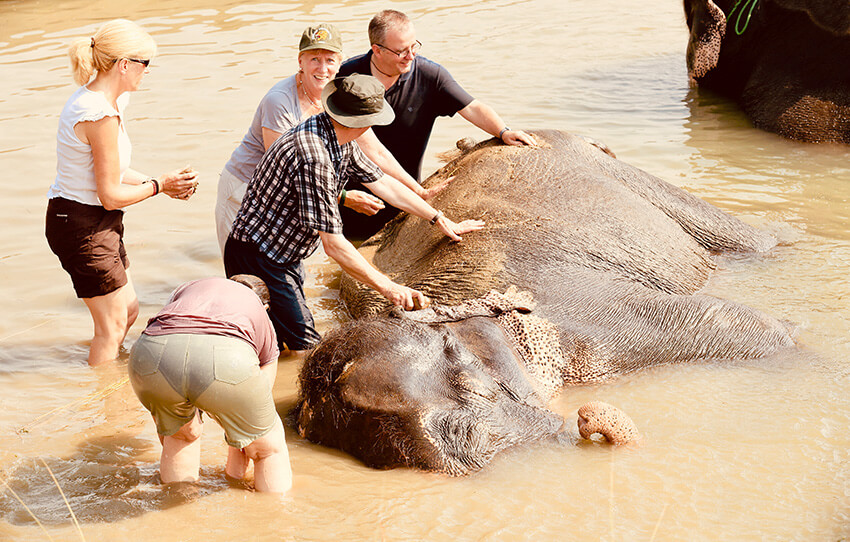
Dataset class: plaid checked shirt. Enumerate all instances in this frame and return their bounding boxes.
[230,113,383,264]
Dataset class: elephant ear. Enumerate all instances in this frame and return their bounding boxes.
[772,0,850,35]
[684,0,727,81]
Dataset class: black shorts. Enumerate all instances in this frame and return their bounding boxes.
[45,197,129,299]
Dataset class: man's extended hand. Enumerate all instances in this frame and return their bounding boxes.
[435,215,485,242]
[501,129,537,147]
[344,189,385,215]
[380,281,430,311]
[419,175,455,200]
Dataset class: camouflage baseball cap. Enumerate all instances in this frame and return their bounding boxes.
[299,24,343,54]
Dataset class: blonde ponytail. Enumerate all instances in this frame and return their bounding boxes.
[68,37,96,86]
[67,19,157,86]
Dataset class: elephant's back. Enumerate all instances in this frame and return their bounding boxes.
[373,130,715,301]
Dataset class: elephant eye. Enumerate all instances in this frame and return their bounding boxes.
[439,334,500,405]
[421,410,492,475]
[458,371,497,401]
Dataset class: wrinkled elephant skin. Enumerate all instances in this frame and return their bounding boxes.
[293,131,795,475]
[684,0,850,143]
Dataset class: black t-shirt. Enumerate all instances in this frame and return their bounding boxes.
[338,52,474,238]
[339,52,474,180]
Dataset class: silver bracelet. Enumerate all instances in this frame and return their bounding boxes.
[498,126,510,139]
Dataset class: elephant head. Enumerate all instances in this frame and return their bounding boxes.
[683,0,850,143]
[292,313,565,476]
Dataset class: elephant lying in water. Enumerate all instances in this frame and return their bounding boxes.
[292,130,795,475]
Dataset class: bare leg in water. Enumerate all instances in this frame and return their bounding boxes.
[82,270,139,366]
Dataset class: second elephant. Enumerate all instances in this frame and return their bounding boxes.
[684,0,850,143]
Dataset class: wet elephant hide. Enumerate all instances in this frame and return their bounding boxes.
[294,130,795,475]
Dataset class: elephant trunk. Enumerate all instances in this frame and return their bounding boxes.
[685,0,727,81]
[577,401,641,445]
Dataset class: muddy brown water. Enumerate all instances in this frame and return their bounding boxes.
[1,0,848,540]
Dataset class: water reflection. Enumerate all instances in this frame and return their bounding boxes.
[561,54,691,151]
[682,85,850,225]
[0,435,229,526]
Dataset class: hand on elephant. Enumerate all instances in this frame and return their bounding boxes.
[379,281,431,311]
[501,129,538,147]
[343,189,385,216]
[435,215,485,242]
[419,175,456,200]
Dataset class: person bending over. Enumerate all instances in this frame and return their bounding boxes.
[129,275,291,493]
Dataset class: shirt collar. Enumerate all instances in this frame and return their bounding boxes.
[365,50,414,86]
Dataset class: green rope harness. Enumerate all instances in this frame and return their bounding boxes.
[728,0,759,35]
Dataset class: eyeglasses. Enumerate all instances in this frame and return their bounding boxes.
[113,58,151,67]
[376,40,422,59]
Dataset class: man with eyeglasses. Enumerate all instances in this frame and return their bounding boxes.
[338,9,536,239]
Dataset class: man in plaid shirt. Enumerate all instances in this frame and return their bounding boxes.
[224,74,483,354]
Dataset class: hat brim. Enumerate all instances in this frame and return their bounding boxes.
[299,44,343,54]
[321,81,395,129]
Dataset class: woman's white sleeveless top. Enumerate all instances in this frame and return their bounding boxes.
[48,86,131,206]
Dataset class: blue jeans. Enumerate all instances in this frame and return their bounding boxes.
[223,237,321,351]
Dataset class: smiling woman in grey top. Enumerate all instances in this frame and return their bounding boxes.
[214,24,346,253]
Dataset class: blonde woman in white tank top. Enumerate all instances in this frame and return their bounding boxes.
[46,19,199,367]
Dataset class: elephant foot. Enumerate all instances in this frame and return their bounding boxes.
[577,401,640,445]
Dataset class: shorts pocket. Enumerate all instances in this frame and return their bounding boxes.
[213,345,258,385]
[129,335,168,376]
